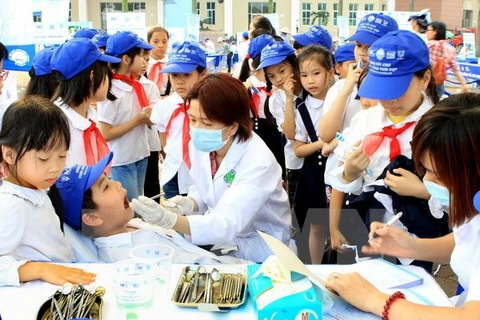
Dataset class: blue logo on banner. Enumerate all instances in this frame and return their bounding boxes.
[4,44,36,72]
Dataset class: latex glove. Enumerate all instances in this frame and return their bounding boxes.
[130,196,177,229]
[164,196,195,215]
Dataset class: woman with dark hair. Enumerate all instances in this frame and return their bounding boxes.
[427,21,469,96]
[324,93,480,318]
[130,73,294,263]
[249,15,276,37]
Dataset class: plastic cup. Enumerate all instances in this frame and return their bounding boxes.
[112,260,155,309]
[129,244,175,286]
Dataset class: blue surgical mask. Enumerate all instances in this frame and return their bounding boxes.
[190,126,231,152]
[424,180,450,207]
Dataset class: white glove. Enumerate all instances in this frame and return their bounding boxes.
[130,196,177,229]
[163,196,195,215]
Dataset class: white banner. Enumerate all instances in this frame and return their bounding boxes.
[106,12,147,40]
[463,32,476,59]
[186,14,200,42]
[263,13,280,34]
[337,16,349,42]
[32,21,93,45]
[356,10,418,31]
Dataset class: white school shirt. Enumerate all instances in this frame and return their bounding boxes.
[97,79,150,167]
[246,74,268,119]
[187,133,294,263]
[140,76,162,152]
[294,95,324,143]
[147,56,169,95]
[328,93,434,195]
[56,100,98,166]
[93,218,249,264]
[322,79,362,134]
[151,92,192,194]
[268,89,304,170]
[0,181,74,286]
[451,214,480,305]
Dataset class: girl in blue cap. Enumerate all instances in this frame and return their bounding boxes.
[257,41,304,208]
[98,31,155,201]
[0,96,96,287]
[50,38,120,169]
[293,45,335,264]
[25,47,58,99]
[327,30,445,271]
[238,34,286,183]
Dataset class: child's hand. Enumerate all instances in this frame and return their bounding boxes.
[283,74,296,99]
[322,138,339,157]
[135,107,153,125]
[39,263,96,285]
[384,168,431,199]
[344,141,370,181]
[342,63,362,93]
[330,228,350,253]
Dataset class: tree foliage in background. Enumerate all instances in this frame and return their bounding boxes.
[268,0,274,13]
[122,0,128,12]
[311,11,329,26]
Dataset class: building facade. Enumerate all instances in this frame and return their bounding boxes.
[69,0,476,38]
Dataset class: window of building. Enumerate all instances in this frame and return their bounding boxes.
[381,4,387,11]
[302,3,311,25]
[206,2,215,24]
[197,2,200,15]
[463,9,473,28]
[365,4,374,11]
[333,3,338,26]
[349,3,358,26]
[318,3,327,11]
[248,2,277,26]
[33,11,42,22]
[100,2,145,30]
[68,1,72,22]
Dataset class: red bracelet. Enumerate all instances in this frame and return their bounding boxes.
[382,291,405,320]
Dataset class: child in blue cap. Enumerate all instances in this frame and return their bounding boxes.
[257,41,304,208]
[24,47,58,99]
[292,25,333,54]
[50,38,120,169]
[327,30,444,271]
[150,41,207,199]
[91,32,111,52]
[333,43,356,80]
[54,152,246,264]
[238,34,285,181]
[97,31,155,201]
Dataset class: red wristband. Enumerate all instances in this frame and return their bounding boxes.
[382,291,405,320]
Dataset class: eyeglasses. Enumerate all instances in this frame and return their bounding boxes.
[0,70,8,81]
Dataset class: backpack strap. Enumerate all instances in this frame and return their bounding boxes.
[297,102,318,143]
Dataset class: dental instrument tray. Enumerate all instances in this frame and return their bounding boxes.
[36,284,105,320]
[171,265,248,310]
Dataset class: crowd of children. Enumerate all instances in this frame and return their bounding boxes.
[1,13,480,317]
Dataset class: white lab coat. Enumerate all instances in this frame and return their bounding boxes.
[186,133,294,262]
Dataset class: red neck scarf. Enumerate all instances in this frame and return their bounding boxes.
[363,122,415,161]
[164,103,191,168]
[83,120,111,174]
[148,61,164,90]
[249,87,271,119]
[112,73,149,108]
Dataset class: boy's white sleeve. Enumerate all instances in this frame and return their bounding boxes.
[97,99,118,125]
[268,92,285,132]
[151,99,167,132]
[0,256,28,287]
[322,80,342,116]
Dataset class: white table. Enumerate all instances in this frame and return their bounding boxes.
[0,263,452,320]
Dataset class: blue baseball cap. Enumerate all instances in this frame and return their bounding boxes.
[334,43,356,64]
[55,152,114,230]
[247,34,275,59]
[161,41,207,73]
[74,28,99,39]
[242,31,249,39]
[358,30,430,100]
[32,47,55,76]
[293,25,333,50]
[474,191,480,212]
[51,38,120,80]
[106,31,154,57]
[347,13,399,46]
[91,33,111,48]
[256,41,295,71]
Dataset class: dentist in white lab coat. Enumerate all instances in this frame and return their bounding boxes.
[131,73,294,262]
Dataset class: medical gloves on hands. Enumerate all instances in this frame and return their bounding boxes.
[164,196,195,215]
[130,196,177,229]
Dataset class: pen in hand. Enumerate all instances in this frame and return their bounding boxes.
[368,211,403,242]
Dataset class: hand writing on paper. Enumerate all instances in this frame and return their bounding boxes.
[384,168,430,199]
[362,222,417,258]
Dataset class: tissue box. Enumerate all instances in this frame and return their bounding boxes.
[247,264,323,320]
